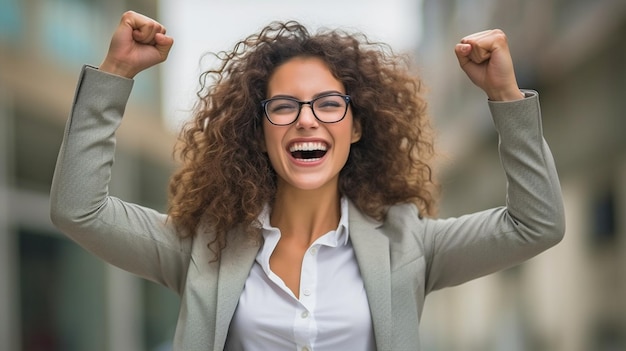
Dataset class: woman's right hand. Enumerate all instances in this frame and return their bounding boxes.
[99,11,174,78]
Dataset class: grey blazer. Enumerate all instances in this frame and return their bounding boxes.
[50,66,565,350]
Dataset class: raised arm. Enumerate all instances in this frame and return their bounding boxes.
[49,12,188,293]
[423,30,565,292]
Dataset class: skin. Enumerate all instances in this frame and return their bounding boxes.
[262,57,362,296]
[455,30,525,101]
[99,11,173,78]
[100,11,525,297]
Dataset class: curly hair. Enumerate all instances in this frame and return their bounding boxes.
[168,21,438,257]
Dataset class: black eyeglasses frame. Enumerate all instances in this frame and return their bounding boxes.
[260,93,351,126]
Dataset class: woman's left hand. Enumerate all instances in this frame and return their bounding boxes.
[454,29,525,101]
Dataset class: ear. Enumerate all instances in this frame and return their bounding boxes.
[351,120,362,144]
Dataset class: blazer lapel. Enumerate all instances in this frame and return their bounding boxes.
[213,231,260,350]
[210,206,393,350]
[348,202,392,351]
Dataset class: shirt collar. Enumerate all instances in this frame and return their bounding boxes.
[259,196,350,246]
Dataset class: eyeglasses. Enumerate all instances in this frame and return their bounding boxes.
[261,93,351,126]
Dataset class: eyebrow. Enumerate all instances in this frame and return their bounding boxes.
[268,90,345,100]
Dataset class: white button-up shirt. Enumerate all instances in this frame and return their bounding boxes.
[226,198,375,351]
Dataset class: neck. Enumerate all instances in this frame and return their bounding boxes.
[271,182,341,246]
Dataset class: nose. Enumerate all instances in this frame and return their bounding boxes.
[295,103,319,129]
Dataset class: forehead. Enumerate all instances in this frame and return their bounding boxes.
[266,57,345,98]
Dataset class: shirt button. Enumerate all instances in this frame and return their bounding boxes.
[302,347,310,351]
[301,311,309,318]
[310,247,318,256]
[302,289,311,296]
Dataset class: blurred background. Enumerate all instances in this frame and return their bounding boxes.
[0,0,624,350]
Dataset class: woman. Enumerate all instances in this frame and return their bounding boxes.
[50,11,565,351]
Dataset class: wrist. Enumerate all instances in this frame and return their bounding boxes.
[487,88,525,101]
[99,58,137,79]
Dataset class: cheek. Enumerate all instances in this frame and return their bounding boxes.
[262,125,283,160]
[333,127,358,157]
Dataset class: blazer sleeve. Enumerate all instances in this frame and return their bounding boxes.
[423,90,565,293]
[50,65,191,294]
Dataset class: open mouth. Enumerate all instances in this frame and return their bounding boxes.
[289,141,328,162]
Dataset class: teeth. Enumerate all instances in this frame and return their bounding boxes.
[299,157,322,162]
[289,142,327,152]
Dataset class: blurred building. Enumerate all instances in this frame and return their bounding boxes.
[2,0,625,351]
[417,1,626,350]
[0,0,178,350]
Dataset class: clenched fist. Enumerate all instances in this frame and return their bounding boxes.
[455,29,524,101]
[99,11,174,78]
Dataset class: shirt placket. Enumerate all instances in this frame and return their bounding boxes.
[293,243,320,351]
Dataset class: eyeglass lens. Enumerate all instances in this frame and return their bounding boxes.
[264,95,348,125]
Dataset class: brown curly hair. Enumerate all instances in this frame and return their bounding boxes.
[168,20,438,257]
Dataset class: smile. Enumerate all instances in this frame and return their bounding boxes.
[288,141,328,162]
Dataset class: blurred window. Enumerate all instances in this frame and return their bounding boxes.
[19,229,107,351]
[0,0,22,43]
[40,0,107,67]
[591,186,617,245]
[143,281,178,350]
[14,106,64,192]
